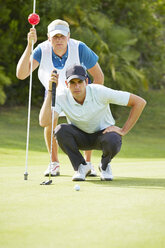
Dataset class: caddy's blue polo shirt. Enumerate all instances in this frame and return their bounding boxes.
[33,41,98,70]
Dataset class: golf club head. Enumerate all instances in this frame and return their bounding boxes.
[40,180,52,185]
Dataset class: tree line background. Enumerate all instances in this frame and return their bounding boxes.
[0,0,165,107]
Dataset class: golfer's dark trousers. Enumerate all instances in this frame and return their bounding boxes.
[54,124,122,171]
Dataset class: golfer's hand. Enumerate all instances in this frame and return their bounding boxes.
[103,126,124,136]
[48,70,59,91]
[27,28,37,46]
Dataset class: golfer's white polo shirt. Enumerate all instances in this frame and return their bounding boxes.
[54,84,130,134]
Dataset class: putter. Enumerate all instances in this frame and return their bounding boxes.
[40,71,57,185]
[24,0,40,180]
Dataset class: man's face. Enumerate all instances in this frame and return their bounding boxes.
[48,33,70,54]
[68,78,88,104]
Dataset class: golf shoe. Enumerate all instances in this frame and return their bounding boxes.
[44,162,60,176]
[99,163,113,181]
[72,163,91,181]
[86,162,97,177]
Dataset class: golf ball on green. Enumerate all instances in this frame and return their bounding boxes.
[74,184,80,191]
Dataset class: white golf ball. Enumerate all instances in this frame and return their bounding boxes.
[74,184,80,191]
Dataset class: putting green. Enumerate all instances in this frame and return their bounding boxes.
[0,149,165,248]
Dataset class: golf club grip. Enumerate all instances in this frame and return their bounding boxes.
[52,83,56,107]
[52,70,57,107]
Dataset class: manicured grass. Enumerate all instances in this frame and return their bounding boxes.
[0,90,165,248]
[0,153,165,248]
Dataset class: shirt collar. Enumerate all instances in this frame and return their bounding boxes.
[52,46,68,60]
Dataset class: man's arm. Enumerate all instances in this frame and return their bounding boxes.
[16,28,39,80]
[39,71,59,127]
[39,91,59,127]
[79,42,104,85]
[103,94,146,136]
[88,62,104,85]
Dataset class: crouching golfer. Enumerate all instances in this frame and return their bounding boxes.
[39,65,146,181]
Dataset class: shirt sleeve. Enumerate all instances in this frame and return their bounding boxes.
[54,104,62,115]
[79,42,98,69]
[32,45,42,63]
[54,96,62,115]
[94,85,130,106]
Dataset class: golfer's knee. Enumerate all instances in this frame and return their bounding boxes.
[102,132,122,154]
[54,124,70,140]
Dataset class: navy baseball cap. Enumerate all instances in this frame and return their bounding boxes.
[66,65,87,83]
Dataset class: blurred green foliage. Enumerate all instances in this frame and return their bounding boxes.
[0,0,165,106]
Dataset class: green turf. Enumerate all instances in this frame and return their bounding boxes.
[0,155,165,248]
[0,90,165,248]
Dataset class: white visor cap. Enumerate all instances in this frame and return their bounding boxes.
[48,24,70,38]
